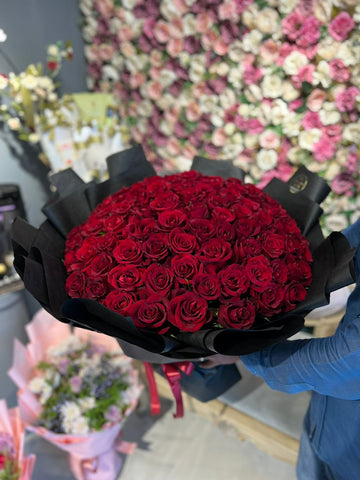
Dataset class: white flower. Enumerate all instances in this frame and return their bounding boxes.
[109,17,123,35]
[282,51,308,76]
[219,88,236,110]
[28,133,40,143]
[319,102,341,125]
[282,81,300,102]
[238,103,254,118]
[210,107,224,127]
[256,149,278,171]
[102,65,119,82]
[343,123,360,143]
[278,0,297,14]
[156,93,175,110]
[223,141,244,158]
[183,14,197,36]
[244,133,259,149]
[298,129,322,151]
[228,40,245,63]
[160,0,179,20]
[242,4,259,29]
[214,62,229,77]
[28,376,47,394]
[78,396,96,412]
[317,37,340,61]
[337,42,359,67]
[323,162,341,180]
[178,52,191,68]
[261,74,283,99]
[7,118,21,130]
[228,67,243,89]
[314,0,333,22]
[256,7,279,34]
[158,69,177,88]
[199,94,218,114]
[242,30,263,54]
[224,123,236,136]
[61,401,81,422]
[137,99,153,117]
[122,0,137,8]
[313,61,332,88]
[39,383,53,405]
[0,75,9,90]
[0,28,7,43]
[189,61,206,83]
[271,99,289,126]
[244,84,262,103]
[20,74,38,90]
[324,214,349,233]
[67,416,90,435]
[111,54,125,70]
[47,45,59,57]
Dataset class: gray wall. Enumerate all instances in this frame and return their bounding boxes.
[0,0,87,226]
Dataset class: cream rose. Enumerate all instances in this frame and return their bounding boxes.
[256,149,278,171]
[199,94,218,114]
[219,88,236,110]
[271,99,289,126]
[282,81,300,102]
[261,74,283,99]
[317,38,340,61]
[283,51,308,76]
[7,118,21,130]
[313,61,332,88]
[278,0,297,14]
[242,30,263,54]
[137,99,153,117]
[228,40,245,63]
[319,103,341,125]
[337,42,358,67]
[183,13,197,35]
[241,4,259,29]
[298,129,322,150]
[244,133,260,149]
[222,143,244,158]
[343,123,360,143]
[259,130,280,149]
[256,7,279,34]
[211,107,225,127]
[244,84,262,103]
[228,67,243,88]
[224,123,236,136]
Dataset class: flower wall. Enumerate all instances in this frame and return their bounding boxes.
[80,0,360,232]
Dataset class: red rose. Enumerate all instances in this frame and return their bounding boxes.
[212,206,236,222]
[283,281,308,312]
[108,264,143,291]
[271,259,288,283]
[126,218,157,239]
[158,210,188,231]
[84,276,109,300]
[219,264,249,298]
[104,290,136,315]
[237,238,262,260]
[254,282,285,316]
[113,239,143,264]
[95,233,119,251]
[105,215,127,233]
[129,295,170,333]
[261,233,285,258]
[198,238,232,264]
[142,233,169,261]
[89,252,115,276]
[149,192,180,211]
[65,271,86,297]
[171,253,203,284]
[145,264,174,295]
[218,300,255,330]
[192,273,221,300]
[168,292,210,332]
[65,226,84,250]
[215,221,235,242]
[169,228,198,254]
[287,260,312,285]
[189,218,216,242]
[245,255,273,292]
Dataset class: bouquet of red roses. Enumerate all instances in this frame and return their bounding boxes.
[11,145,355,363]
[64,170,313,336]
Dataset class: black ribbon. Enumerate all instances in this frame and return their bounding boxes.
[11,144,356,362]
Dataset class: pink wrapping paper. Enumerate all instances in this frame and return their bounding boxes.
[8,309,141,480]
[0,399,36,480]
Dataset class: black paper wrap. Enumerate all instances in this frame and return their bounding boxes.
[11,145,356,363]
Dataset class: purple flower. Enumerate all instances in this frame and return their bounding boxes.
[105,405,122,423]
[69,376,83,394]
[184,36,202,55]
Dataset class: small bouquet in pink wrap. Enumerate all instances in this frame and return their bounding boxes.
[8,309,142,480]
[0,399,35,480]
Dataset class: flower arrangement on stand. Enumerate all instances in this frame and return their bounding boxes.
[8,309,142,480]
[0,41,130,183]
[80,0,360,231]
[0,400,35,480]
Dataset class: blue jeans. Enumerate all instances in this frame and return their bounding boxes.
[296,409,336,480]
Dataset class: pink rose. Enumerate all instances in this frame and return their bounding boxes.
[335,87,359,113]
[246,118,264,135]
[307,89,327,112]
[259,40,280,65]
[99,44,115,61]
[183,143,198,159]
[302,111,322,131]
[297,17,321,48]
[259,130,280,149]
[173,0,190,15]
[257,164,294,189]
[347,151,359,174]
[329,59,351,83]
[243,64,263,85]
[313,135,336,162]
[165,106,181,124]
[212,127,227,147]
[331,173,357,196]
[196,12,213,33]
[154,20,170,43]
[129,73,146,89]
[329,12,355,42]
[213,38,229,56]
[167,38,183,57]
[166,137,182,156]
[219,1,240,21]
[281,11,306,41]
[276,43,296,66]
[292,64,315,89]
[322,124,342,143]
[201,30,218,50]
[147,81,162,100]
[289,99,304,111]
[185,101,202,122]
[117,26,134,42]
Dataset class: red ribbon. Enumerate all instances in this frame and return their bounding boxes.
[143,362,161,415]
[161,362,195,418]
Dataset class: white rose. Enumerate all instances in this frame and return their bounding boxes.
[355,5,360,22]
[156,93,175,110]
[178,52,191,68]
[224,123,236,136]
[261,74,283,99]
[228,40,245,63]
[287,147,303,165]
[60,401,81,421]
[189,62,206,83]
[7,118,21,130]
[102,65,119,82]
[323,162,341,180]
[337,42,358,67]
[282,81,300,102]
[343,123,360,143]
[313,61,332,88]
[211,107,224,127]
[319,103,341,125]
[215,62,230,77]
[160,0,179,20]
[158,69,177,88]
[278,0,297,14]
[109,17,123,35]
[111,55,124,70]
[222,143,244,158]
[317,37,340,61]
[242,5,259,29]
[159,120,174,136]
[199,94,218,114]
[257,7,279,34]
[122,0,137,8]
[244,84,262,103]
[232,132,243,146]
[324,214,349,233]
[282,51,308,75]
[69,416,90,435]
[183,13,197,36]
[244,133,259,149]
[298,129,322,150]
[242,30,263,54]
[271,99,289,126]
[228,67,243,89]
[178,89,193,108]
[238,103,254,118]
[28,376,46,394]
[249,164,265,181]
[47,44,59,57]
[256,149,278,171]
[219,88,236,110]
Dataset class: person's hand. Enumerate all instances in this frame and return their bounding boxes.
[199,354,240,369]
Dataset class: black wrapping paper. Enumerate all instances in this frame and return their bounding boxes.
[11,145,356,363]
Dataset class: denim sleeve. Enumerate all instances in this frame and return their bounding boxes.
[241,218,360,400]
